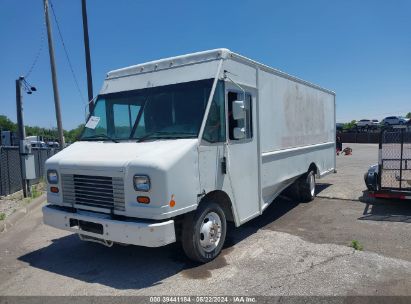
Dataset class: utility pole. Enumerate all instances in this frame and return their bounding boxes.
[44,0,65,147]
[15,76,37,198]
[81,0,94,112]
[15,77,28,197]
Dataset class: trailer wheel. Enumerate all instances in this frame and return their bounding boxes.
[181,202,227,263]
[298,170,316,202]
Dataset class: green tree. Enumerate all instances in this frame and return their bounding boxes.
[406,112,411,119]
[65,124,84,143]
[343,120,357,130]
[0,115,17,131]
[0,114,85,144]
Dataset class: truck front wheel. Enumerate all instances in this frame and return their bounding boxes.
[181,202,227,263]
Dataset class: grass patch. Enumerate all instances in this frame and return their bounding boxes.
[30,186,42,199]
[0,213,5,221]
[350,240,363,251]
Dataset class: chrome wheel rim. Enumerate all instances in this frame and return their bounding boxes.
[309,174,315,196]
[199,212,222,252]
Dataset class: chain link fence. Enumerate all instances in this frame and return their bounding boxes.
[380,129,411,190]
[340,132,380,144]
[0,146,59,196]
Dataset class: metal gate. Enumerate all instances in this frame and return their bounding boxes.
[379,128,411,190]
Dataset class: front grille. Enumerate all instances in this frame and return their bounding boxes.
[62,174,125,211]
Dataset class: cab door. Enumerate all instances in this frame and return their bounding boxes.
[198,81,227,195]
[226,88,260,224]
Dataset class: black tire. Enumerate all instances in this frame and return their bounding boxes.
[298,170,316,202]
[365,172,379,192]
[181,201,227,263]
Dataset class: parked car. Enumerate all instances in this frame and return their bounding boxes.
[355,119,379,129]
[371,119,380,127]
[47,141,60,148]
[381,116,410,126]
[356,119,372,128]
[29,140,47,148]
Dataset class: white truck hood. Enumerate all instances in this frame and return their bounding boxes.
[46,139,198,172]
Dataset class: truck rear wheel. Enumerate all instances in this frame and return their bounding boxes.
[298,170,316,202]
[181,201,227,263]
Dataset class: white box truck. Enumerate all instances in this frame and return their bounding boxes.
[43,49,336,262]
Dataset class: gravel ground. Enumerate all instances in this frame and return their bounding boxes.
[317,143,378,200]
[0,184,45,218]
[0,195,410,296]
[0,192,27,218]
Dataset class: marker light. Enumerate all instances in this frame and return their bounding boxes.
[137,196,150,204]
[169,195,176,207]
[50,186,59,193]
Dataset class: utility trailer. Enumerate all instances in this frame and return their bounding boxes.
[365,127,411,200]
[42,49,336,262]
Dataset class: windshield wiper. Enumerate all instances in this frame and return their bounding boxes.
[137,131,196,143]
[81,134,119,143]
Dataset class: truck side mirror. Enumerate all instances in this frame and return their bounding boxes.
[233,127,246,140]
[232,100,245,120]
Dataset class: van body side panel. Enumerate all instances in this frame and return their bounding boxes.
[258,70,335,152]
[257,68,336,205]
[261,142,335,203]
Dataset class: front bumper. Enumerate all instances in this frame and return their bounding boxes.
[42,205,176,247]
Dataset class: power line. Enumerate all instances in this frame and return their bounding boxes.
[24,17,46,79]
[49,0,87,104]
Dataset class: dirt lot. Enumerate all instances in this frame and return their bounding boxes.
[0,144,410,296]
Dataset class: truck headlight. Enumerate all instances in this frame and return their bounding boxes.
[133,175,150,191]
[47,170,59,184]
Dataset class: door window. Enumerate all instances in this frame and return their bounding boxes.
[202,81,226,143]
[228,91,252,140]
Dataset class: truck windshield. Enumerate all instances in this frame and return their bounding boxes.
[80,79,214,141]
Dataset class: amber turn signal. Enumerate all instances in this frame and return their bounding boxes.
[50,186,59,193]
[137,196,150,204]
